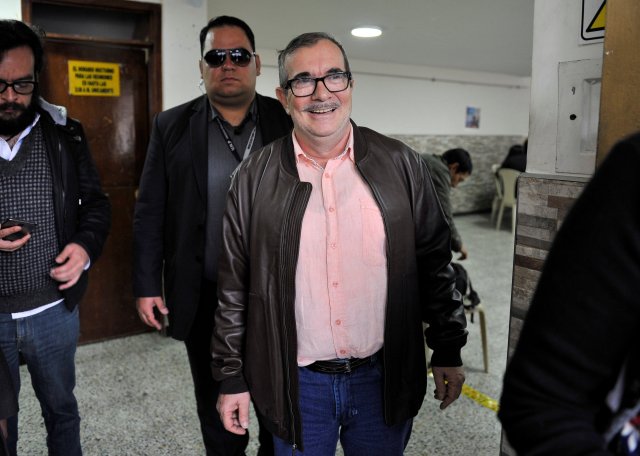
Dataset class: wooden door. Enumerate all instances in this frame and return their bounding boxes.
[39,40,149,342]
[597,0,640,164]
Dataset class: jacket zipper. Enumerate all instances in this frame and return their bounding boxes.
[59,138,66,233]
[280,181,311,454]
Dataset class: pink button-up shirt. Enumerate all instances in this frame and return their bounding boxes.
[293,127,387,366]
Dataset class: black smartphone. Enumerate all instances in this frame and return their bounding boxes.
[1,218,38,241]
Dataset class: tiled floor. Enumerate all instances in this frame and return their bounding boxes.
[15,212,515,455]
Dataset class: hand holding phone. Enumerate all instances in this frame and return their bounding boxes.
[1,218,37,241]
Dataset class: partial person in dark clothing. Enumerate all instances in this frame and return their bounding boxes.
[499,132,640,455]
[133,15,292,456]
[422,148,473,259]
[0,349,17,456]
[500,141,527,172]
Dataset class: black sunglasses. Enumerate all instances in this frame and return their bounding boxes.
[203,48,255,68]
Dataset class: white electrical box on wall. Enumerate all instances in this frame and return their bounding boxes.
[556,59,602,175]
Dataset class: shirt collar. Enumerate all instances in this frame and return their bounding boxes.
[209,97,257,126]
[293,124,354,168]
[0,113,40,161]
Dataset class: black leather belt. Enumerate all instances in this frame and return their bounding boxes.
[306,355,375,374]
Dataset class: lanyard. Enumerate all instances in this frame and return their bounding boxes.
[214,116,257,163]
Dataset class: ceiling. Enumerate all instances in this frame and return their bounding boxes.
[208,0,535,77]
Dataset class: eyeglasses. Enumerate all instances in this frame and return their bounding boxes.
[203,48,255,68]
[285,72,352,97]
[0,79,37,95]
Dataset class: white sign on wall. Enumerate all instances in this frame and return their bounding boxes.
[581,0,606,43]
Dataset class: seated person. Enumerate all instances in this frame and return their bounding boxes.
[500,140,527,172]
[422,148,473,259]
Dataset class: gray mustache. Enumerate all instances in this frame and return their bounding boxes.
[302,102,340,113]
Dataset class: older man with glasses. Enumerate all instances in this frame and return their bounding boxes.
[133,15,291,456]
[212,32,467,456]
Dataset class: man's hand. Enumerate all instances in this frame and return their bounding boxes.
[432,365,465,410]
[217,392,251,435]
[136,297,168,331]
[457,244,468,261]
[0,225,30,252]
[50,243,89,290]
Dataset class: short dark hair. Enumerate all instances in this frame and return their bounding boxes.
[199,16,255,55]
[442,148,473,174]
[0,19,45,75]
[278,32,351,89]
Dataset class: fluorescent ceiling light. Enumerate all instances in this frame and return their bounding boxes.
[351,27,382,38]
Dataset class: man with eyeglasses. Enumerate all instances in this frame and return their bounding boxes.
[133,15,291,456]
[0,20,110,455]
[211,32,467,455]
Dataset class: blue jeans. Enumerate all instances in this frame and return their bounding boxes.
[0,304,81,456]
[273,355,412,456]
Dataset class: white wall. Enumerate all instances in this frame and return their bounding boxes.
[0,1,21,19]
[150,0,207,110]
[256,51,530,137]
[527,0,604,175]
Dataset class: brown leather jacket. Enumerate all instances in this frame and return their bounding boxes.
[211,121,467,449]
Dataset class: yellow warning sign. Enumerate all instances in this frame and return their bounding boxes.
[581,0,606,42]
[586,1,606,32]
[68,60,120,97]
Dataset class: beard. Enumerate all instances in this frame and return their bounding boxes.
[0,89,39,137]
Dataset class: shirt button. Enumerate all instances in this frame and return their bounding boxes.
[324,173,331,178]
[332,282,339,288]
[330,243,336,249]
[335,319,341,325]
[328,207,335,212]
[340,349,347,355]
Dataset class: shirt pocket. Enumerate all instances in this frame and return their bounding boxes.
[360,200,386,267]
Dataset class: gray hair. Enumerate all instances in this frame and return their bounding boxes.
[278,32,351,88]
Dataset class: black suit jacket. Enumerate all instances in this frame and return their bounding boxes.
[133,94,292,340]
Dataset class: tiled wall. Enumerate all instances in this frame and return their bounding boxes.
[391,134,525,213]
[500,173,588,456]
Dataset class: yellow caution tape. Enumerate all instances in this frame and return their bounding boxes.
[461,384,500,412]
[428,370,499,412]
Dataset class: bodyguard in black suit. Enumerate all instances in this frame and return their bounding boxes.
[133,16,291,456]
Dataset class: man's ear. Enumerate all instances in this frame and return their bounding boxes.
[254,53,261,76]
[275,87,290,115]
[448,162,459,174]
